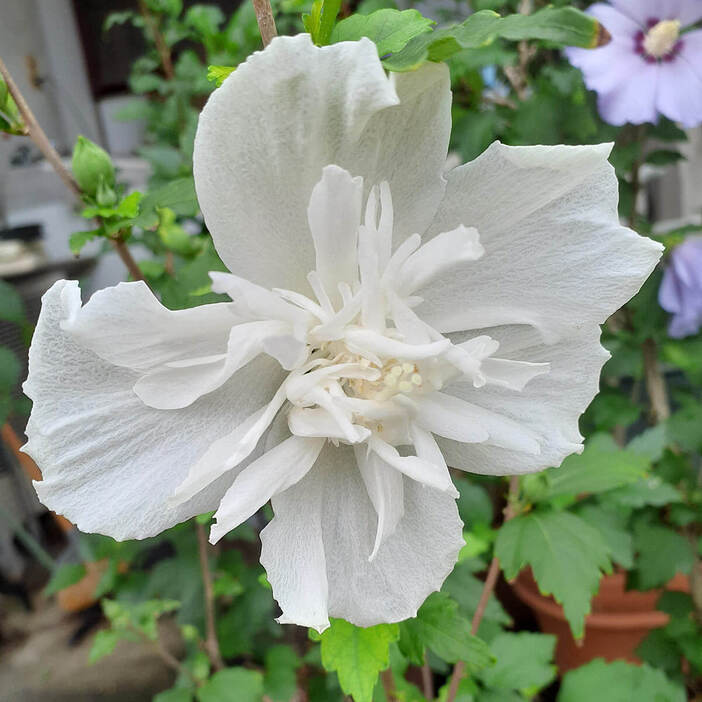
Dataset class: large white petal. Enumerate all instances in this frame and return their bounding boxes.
[260,444,463,629]
[63,280,238,371]
[193,35,450,293]
[259,457,330,632]
[420,143,662,341]
[438,324,609,475]
[210,436,325,543]
[23,281,283,540]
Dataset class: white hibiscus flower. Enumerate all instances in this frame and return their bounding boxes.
[24,34,661,632]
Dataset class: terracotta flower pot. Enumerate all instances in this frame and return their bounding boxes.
[57,559,127,613]
[511,569,690,672]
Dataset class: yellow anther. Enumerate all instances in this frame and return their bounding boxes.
[411,373,422,386]
[390,365,403,376]
[402,362,415,374]
[644,19,681,58]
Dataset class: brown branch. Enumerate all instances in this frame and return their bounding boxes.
[0,55,146,284]
[138,0,175,80]
[642,337,671,424]
[445,476,520,702]
[0,56,80,198]
[251,0,278,47]
[112,238,147,283]
[380,668,397,701]
[421,653,434,700]
[196,521,226,671]
[503,0,535,101]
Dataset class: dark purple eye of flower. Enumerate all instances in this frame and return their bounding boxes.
[634,18,683,62]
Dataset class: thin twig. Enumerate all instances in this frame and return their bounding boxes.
[112,238,148,282]
[251,0,278,47]
[0,56,80,198]
[445,476,520,702]
[127,622,199,686]
[138,0,175,80]
[0,55,146,283]
[626,128,670,426]
[642,337,671,424]
[196,521,226,671]
[503,0,534,101]
[380,668,396,701]
[421,652,434,700]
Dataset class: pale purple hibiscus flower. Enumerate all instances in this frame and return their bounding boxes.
[566,0,702,127]
[659,237,702,338]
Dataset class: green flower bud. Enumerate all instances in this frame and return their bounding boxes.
[96,175,117,208]
[72,135,115,198]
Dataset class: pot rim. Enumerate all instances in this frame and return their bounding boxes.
[511,579,670,630]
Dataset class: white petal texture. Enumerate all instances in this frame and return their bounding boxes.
[260,445,463,630]
[420,142,662,340]
[194,34,450,292]
[24,281,283,540]
[26,34,663,629]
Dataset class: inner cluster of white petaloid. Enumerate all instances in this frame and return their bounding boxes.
[316,344,428,402]
[266,176,514,448]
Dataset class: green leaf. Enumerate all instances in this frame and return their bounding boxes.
[539,434,648,501]
[398,592,494,670]
[331,9,434,57]
[89,628,121,664]
[319,619,399,702]
[667,404,702,452]
[153,689,194,702]
[644,149,684,167]
[632,523,694,590]
[0,347,21,390]
[305,0,342,45]
[133,177,198,227]
[207,65,235,86]
[455,478,494,527]
[264,645,299,702]
[184,5,225,37]
[495,511,611,638]
[382,7,602,71]
[557,659,685,702]
[157,207,200,255]
[196,668,263,702]
[636,629,684,676]
[44,563,87,596]
[72,135,115,197]
[477,632,556,692]
[69,229,102,255]
[115,191,142,218]
[602,476,682,508]
[497,7,603,46]
[0,79,25,135]
[576,505,634,569]
[0,279,25,323]
[627,424,668,462]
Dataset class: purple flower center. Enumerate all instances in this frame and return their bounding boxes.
[634,17,684,63]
